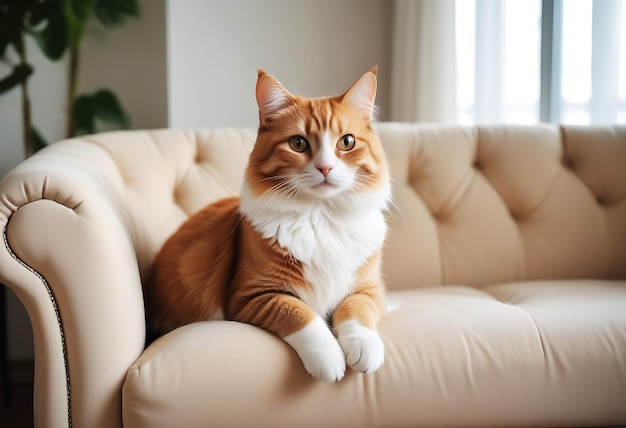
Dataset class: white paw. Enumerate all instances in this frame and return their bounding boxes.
[283,317,346,382]
[336,320,384,374]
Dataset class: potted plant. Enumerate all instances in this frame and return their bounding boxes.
[0,0,139,156]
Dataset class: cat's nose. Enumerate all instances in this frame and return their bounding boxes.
[317,166,333,177]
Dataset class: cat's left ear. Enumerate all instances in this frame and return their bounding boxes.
[256,69,293,126]
[342,67,378,121]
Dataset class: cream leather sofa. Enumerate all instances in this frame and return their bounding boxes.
[1,123,625,428]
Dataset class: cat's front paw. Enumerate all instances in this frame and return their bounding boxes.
[283,317,346,382]
[336,320,384,374]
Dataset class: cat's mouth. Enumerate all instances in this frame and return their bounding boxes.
[312,177,343,191]
[314,179,335,188]
[307,178,347,199]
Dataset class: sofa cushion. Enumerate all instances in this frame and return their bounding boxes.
[122,280,626,427]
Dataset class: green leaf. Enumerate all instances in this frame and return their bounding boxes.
[92,89,130,128]
[95,0,139,27]
[62,0,96,48]
[0,63,33,94]
[72,94,96,136]
[0,39,9,58]
[30,5,69,60]
[26,0,57,28]
[30,126,49,153]
[72,89,130,136]
[0,0,30,57]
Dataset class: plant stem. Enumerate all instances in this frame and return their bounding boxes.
[66,46,80,138]
[15,34,33,157]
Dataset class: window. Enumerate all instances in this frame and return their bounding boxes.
[456,0,626,125]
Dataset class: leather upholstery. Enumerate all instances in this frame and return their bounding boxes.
[0,123,624,427]
[379,124,626,288]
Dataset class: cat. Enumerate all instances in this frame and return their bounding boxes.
[146,67,391,382]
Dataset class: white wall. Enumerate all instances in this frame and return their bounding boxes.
[79,1,168,132]
[167,0,393,129]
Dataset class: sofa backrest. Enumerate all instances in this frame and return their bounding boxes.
[82,123,626,290]
[80,128,257,281]
[378,123,626,289]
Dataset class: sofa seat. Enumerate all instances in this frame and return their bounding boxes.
[122,279,626,428]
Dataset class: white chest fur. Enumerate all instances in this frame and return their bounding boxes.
[240,184,387,318]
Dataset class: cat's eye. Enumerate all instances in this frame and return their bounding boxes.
[338,134,356,151]
[288,136,309,153]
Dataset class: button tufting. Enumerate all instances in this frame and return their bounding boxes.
[510,210,522,223]
[432,211,443,222]
[561,157,574,170]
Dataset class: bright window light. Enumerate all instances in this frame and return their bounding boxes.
[455,0,476,125]
[561,0,593,105]
[455,0,625,125]
[504,0,540,107]
[456,0,541,124]
[618,0,626,99]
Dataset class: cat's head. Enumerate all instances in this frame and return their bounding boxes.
[243,68,390,213]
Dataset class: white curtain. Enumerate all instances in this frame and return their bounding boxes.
[390,0,626,125]
[390,0,456,123]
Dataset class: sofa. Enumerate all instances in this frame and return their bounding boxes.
[0,123,625,428]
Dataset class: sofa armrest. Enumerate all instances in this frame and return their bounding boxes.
[0,139,146,428]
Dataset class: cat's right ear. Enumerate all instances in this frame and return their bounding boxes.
[256,70,292,126]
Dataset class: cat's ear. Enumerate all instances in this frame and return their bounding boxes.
[342,67,378,121]
[256,69,293,126]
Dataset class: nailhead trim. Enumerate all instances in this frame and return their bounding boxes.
[3,221,72,428]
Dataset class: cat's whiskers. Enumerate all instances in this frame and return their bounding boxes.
[352,174,403,223]
[246,175,307,214]
[353,170,378,182]
[386,195,403,223]
[259,173,292,183]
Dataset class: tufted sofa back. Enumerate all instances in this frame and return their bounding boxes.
[82,123,626,290]
[379,123,626,289]
[81,128,257,280]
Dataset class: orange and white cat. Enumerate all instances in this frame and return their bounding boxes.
[146,68,391,382]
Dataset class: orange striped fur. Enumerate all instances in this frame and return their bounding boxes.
[146,68,390,381]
